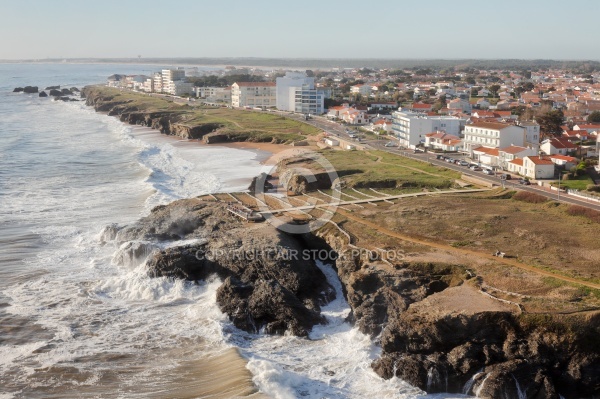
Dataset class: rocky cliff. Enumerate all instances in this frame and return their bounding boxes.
[106,195,600,397]
[308,222,600,398]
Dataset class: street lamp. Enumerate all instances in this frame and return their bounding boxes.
[557,173,562,202]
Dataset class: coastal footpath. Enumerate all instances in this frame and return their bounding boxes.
[84,87,600,398]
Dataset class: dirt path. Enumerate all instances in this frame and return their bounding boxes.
[336,209,600,291]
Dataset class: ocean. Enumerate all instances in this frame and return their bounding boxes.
[0,63,462,399]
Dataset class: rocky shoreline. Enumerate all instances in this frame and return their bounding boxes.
[81,86,288,144]
[77,85,600,398]
[101,196,599,399]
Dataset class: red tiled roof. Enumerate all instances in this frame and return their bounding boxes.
[473,146,500,156]
[549,155,577,162]
[412,103,432,109]
[509,159,524,166]
[526,156,554,165]
[500,145,528,154]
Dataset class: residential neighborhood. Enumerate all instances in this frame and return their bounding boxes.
[107,63,600,201]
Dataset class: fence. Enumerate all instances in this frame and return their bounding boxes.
[567,189,600,203]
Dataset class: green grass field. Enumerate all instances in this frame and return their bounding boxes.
[318,149,461,189]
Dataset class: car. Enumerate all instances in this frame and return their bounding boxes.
[470,165,482,171]
[500,173,512,180]
[384,142,395,147]
[518,179,531,185]
[446,158,454,163]
[483,169,494,175]
[454,159,462,165]
[348,134,356,138]
[436,154,444,160]
[459,160,469,166]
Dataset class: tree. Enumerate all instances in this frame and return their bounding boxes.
[305,70,315,77]
[587,111,600,123]
[536,109,564,135]
[488,84,501,97]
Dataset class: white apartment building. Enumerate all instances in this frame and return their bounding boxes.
[391,110,467,149]
[294,85,325,115]
[517,120,541,149]
[276,72,315,111]
[231,82,277,108]
[463,122,526,155]
[170,81,193,96]
[195,86,232,103]
[153,72,163,93]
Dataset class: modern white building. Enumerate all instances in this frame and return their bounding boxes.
[231,82,277,108]
[462,122,526,155]
[391,110,467,149]
[276,72,314,111]
[293,84,325,115]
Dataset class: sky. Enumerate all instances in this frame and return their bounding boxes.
[1,0,599,60]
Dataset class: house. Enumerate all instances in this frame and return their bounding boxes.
[476,98,490,109]
[463,121,527,155]
[448,98,471,112]
[498,145,537,170]
[562,129,589,142]
[573,124,600,137]
[350,84,372,96]
[472,146,500,167]
[522,156,555,179]
[424,132,463,152]
[549,154,578,170]
[370,119,392,133]
[540,138,577,155]
[507,158,525,175]
[341,108,367,125]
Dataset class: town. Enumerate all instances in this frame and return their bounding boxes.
[106,64,600,203]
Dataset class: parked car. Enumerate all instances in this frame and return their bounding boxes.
[446,158,454,163]
[518,178,531,185]
[384,142,395,147]
[459,160,469,166]
[348,134,356,138]
[483,169,494,175]
[454,159,462,165]
[500,173,511,180]
[470,165,482,171]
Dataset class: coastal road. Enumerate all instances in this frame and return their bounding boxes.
[139,91,600,211]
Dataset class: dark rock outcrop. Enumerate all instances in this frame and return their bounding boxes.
[108,198,334,337]
[13,87,23,92]
[39,91,48,97]
[61,88,72,95]
[49,89,63,97]
[45,85,60,90]
[23,86,38,93]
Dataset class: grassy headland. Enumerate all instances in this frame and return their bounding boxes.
[82,86,321,143]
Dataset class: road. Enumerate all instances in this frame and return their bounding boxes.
[131,90,600,211]
[263,110,600,211]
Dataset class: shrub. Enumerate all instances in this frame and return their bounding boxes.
[586,184,600,193]
[512,191,548,203]
[566,205,600,223]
